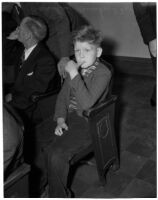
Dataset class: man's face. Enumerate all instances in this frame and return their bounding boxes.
[17,18,30,43]
[74,41,101,68]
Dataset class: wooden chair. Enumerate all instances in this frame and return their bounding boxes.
[4,163,30,198]
[30,59,119,186]
[70,95,119,185]
[32,94,119,187]
[3,103,31,197]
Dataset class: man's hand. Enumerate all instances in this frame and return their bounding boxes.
[65,60,79,80]
[5,93,12,102]
[55,118,68,136]
[7,27,19,40]
[57,57,70,79]
[149,38,157,57]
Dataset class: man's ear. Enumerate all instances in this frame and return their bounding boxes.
[25,30,32,41]
[97,47,103,58]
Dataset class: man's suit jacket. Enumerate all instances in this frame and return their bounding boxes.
[11,43,57,114]
[54,61,112,120]
[20,2,71,60]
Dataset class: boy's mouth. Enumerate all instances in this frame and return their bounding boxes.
[79,61,86,67]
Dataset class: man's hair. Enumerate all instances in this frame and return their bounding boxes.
[72,25,103,47]
[25,16,47,41]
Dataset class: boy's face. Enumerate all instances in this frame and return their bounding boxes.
[74,41,102,68]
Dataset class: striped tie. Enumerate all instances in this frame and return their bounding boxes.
[81,65,96,76]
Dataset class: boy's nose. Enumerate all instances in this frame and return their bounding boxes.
[80,51,85,58]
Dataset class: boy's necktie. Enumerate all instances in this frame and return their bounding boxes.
[81,65,96,76]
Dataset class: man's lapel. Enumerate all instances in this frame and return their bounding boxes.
[21,43,41,71]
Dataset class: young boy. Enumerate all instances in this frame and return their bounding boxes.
[45,26,112,197]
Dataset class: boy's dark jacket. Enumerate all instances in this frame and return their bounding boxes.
[54,61,112,120]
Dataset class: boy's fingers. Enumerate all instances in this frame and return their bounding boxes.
[55,128,60,136]
[64,125,68,131]
[63,123,68,131]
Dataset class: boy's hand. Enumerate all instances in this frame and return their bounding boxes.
[55,118,68,136]
[65,60,79,79]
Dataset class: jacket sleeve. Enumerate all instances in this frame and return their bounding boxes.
[39,3,71,58]
[53,78,69,121]
[69,67,111,110]
[133,3,156,44]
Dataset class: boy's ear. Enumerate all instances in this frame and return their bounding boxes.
[97,47,102,58]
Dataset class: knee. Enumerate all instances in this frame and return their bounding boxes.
[48,149,65,168]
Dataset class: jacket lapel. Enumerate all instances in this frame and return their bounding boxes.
[21,43,41,73]
[15,44,42,87]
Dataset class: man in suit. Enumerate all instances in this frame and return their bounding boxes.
[3,2,90,80]
[3,2,71,79]
[5,15,57,123]
[133,3,156,107]
[5,15,57,197]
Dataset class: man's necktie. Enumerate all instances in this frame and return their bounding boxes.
[19,52,25,69]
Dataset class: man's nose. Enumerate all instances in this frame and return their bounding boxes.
[16,26,20,33]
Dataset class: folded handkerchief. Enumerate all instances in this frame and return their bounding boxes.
[27,72,34,76]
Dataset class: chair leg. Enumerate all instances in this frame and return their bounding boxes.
[98,170,106,186]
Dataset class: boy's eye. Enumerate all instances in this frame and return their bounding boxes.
[74,49,80,53]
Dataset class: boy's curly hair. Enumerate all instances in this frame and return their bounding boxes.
[72,25,103,47]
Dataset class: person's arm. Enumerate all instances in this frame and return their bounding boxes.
[38,3,71,78]
[39,3,71,58]
[133,3,156,45]
[149,38,156,57]
[54,77,69,121]
[70,66,111,110]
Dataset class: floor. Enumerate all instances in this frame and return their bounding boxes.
[70,71,156,198]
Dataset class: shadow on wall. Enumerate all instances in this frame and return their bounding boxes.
[101,37,118,56]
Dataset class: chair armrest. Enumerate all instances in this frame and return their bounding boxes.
[31,88,60,103]
[4,103,24,131]
[83,95,117,118]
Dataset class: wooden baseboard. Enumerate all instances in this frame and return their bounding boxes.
[101,55,155,77]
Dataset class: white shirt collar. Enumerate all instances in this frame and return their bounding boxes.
[24,44,37,60]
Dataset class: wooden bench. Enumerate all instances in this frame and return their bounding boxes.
[4,163,30,198]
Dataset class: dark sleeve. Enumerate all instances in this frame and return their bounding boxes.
[133,3,156,44]
[12,55,56,110]
[39,3,71,58]
[54,78,69,121]
[70,67,111,110]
